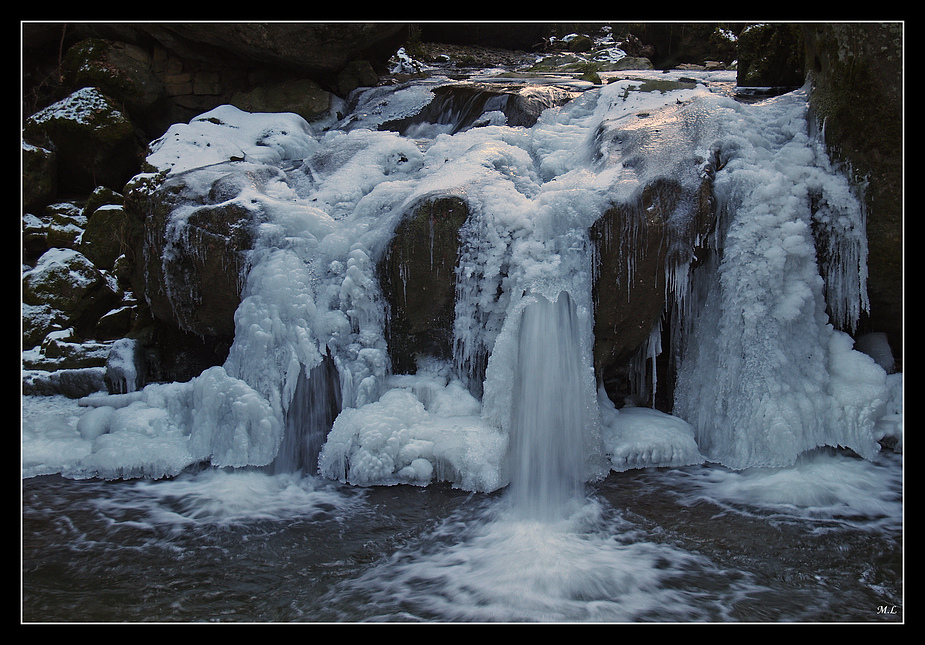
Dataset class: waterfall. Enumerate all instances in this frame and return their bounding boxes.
[272,353,342,475]
[41,71,894,490]
[507,290,590,520]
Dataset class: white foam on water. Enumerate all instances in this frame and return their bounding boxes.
[322,496,759,622]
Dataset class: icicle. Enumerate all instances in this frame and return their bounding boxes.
[672,90,886,470]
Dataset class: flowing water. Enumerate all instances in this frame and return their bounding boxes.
[22,448,902,623]
[507,291,590,522]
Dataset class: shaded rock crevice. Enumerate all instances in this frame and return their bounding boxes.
[591,173,716,409]
[379,196,470,375]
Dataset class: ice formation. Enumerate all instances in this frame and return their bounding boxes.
[671,89,886,469]
[23,72,895,495]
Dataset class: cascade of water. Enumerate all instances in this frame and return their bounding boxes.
[507,290,590,521]
[272,353,342,475]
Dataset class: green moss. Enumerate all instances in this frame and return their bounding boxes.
[61,38,114,78]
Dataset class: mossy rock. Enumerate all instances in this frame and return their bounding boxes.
[44,201,87,250]
[80,202,137,271]
[61,38,167,123]
[803,22,903,357]
[22,247,122,338]
[24,87,145,193]
[736,23,805,87]
[22,141,57,214]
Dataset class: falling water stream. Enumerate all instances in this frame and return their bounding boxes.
[22,65,902,622]
[507,291,589,522]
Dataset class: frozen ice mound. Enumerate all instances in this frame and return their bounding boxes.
[600,394,704,471]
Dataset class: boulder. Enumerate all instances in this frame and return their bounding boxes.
[22,302,67,349]
[336,60,380,97]
[230,78,333,124]
[61,37,168,137]
[127,163,270,343]
[606,57,655,71]
[379,196,470,374]
[33,328,112,370]
[566,34,595,53]
[22,367,107,398]
[23,87,145,194]
[22,141,57,214]
[94,304,137,341]
[43,201,86,250]
[382,83,580,134]
[22,213,49,262]
[79,192,138,271]
[22,247,123,338]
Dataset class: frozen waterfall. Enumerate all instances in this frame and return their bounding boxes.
[671,89,886,469]
[26,71,895,509]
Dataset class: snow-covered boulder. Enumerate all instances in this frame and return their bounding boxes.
[22,248,122,340]
[23,87,144,193]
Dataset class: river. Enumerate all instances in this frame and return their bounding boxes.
[22,446,901,623]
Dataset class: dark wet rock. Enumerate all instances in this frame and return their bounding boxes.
[22,141,57,214]
[230,78,333,124]
[22,367,107,398]
[23,87,145,194]
[127,163,269,343]
[79,192,137,272]
[380,196,470,374]
[591,175,715,408]
[803,22,903,363]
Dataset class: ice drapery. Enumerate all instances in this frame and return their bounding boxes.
[672,90,885,469]
[30,74,891,487]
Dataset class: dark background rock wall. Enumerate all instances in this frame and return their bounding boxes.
[802,23,903,365]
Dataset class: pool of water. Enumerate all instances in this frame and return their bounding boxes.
[21,447,902,623]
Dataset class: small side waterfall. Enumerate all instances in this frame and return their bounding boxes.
[272,353,342,475]
[507,291,590,521]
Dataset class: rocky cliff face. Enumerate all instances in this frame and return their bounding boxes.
[23,23,408,137]
[801,23,903,364]
[22,23,413,389]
